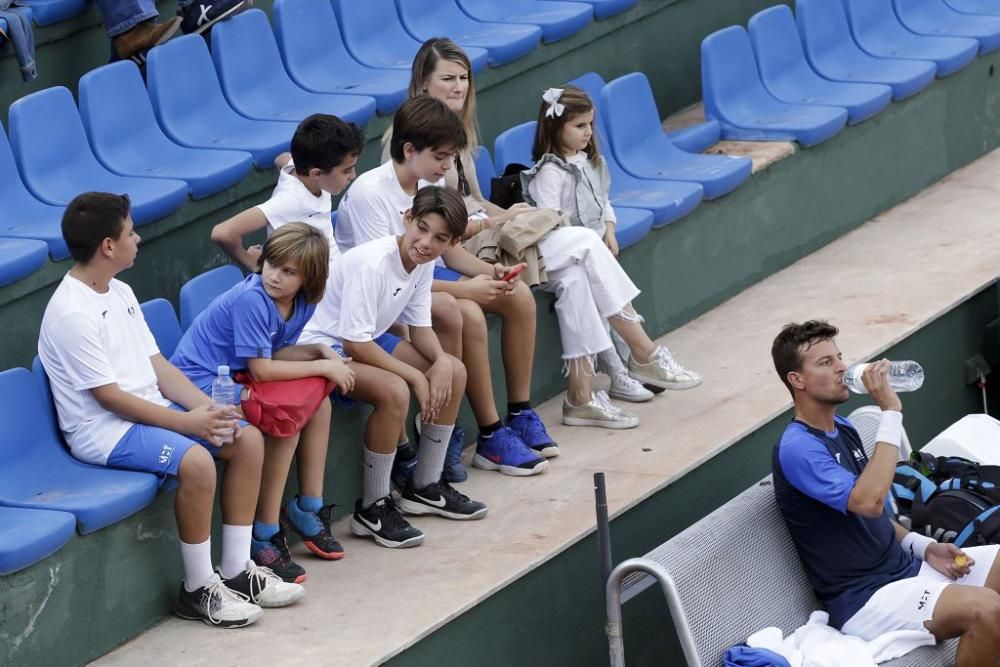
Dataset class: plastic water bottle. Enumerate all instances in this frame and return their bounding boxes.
[211,365,236,444]
[842,361,925,394]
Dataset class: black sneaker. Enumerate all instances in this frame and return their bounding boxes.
[179,0,252,35]
[281,500,345,560]
[250,527,306,584]
[390,440,418,493]
[399,479,489,520]
[349,497,424,549]
[173,574,263,628]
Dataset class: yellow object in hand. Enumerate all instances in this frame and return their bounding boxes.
[955,554,969,567]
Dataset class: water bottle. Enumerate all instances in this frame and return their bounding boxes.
[842,361,924,394]
[211,365,236,444]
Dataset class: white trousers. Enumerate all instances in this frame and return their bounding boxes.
[538,226,640,360]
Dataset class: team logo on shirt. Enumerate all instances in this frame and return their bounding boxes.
[835,453,842,464]
[158,443,175,466]
[917,589,931,611]
[393,288,403,296]
[128,305,136,316]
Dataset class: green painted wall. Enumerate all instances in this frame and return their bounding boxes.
[388,284,1000,667]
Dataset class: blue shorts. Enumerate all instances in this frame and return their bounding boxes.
[433,266,463,282]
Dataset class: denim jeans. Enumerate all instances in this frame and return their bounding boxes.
[94,0,158,37]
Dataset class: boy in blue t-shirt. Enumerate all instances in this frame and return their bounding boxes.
[771,321,1000,662]
[173,223,354,584]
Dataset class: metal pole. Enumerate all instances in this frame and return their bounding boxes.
[595,472,613,587]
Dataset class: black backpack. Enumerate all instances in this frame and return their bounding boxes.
[911,452,1000,504]
[910,488,1000,547]
[489,163,529,209]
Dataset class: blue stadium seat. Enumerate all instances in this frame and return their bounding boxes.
[493,122,534,175]
[703,27,849,145]
[332,0,489,72]
[0,506,76,576]
[0,123,67,260]
[141,298,183,359]
[210,10,376,126]
[179,265,244,330]
[611,207,654,249]
[395,0,541,67]
[472,145,496,201]
[894,0,1000,53]
[601,72,752,200]
[1,364,159,534]
[843,0,978,78]
[272,0,409,115]
[796,0,937,100]
[18,0,87,25]
[570,72,703,227]
[945,0,1000,13]
[146,35,296,168]
[665,121,721,153]
[0,17,7,41]
[457,0,592,44]
[749,6,891,125]
[8,87,189,225]
[0,238,47,286]
[79,62,254,201]
[560,0,637,20]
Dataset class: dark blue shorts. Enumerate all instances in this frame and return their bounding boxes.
[433,266,463,282]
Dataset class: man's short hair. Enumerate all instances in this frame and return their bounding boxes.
[411,185,468,240]
[771,320,839,393]
[256,222,329,305]
[61,192,131,263]
[290,114,365,175]
[389,96,467,163]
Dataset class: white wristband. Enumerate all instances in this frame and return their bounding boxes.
[901,531,936,560]
[876,410,903,449]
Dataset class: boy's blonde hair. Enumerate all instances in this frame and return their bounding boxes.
[256,222,329,305]
[531,84,602,166]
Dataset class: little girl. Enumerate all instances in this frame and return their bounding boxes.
[171,223,355,585]
[522,85,702,428]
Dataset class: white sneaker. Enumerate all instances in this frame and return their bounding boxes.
[173,574,264,628]
[628,346,702,391]
[219,561,305,608]
[562,391,639,429]
[607,371,654,402]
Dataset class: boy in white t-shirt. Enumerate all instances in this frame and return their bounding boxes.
[38,193,302,628]
[302,186,488,548]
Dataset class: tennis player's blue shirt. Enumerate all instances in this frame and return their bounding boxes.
[171,274,315,392]
[772,415,919,629]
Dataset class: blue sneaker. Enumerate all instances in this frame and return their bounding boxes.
[443,425,468,483]
[507,409,560,458]
[472,426,548,477]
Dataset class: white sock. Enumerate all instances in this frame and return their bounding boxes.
[363,448,395,508]
[180,537,214,592]
[219,524,252,580]
[414,422,453,489]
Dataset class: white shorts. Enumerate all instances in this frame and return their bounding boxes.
[841,545,1000,641]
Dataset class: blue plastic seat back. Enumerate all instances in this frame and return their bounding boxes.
[180,265,244,330]
[332,0,423,69]
[562,0,637,20]
[0,506,76,575]
[141,298,183,359]
[494,122,537,174]
[18,0,88,25]
[598,73,676,164]
[472,146,496,201]
[0,238,47,286]
[0,366,82,477]
[458,0,592,43]
[747,6,810,87]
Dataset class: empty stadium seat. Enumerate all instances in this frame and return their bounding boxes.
[146,35,296,168]
[472,146,496,201]
[141,298,183,359]
[18,0,87,25]
[272,0,409,114]
[8,87,189,225]
[0,123,67,260]
[843,0,979,77]
[0,238,48,286]
[332,0,489,72]
[610,206,654,250]
[458,0,592,43]
[601,73,752,199]
[561,0,637,20]
[945,0,1000,13]
[179,265,244,330]
[79,62,254,201]
[395,0,541,67]
[210,10,377,125]
[894,0,1000,53]
[796,0,937,100]
[1,365,159,534]
[665,121,722,153]
[570,72,703,227]
[748,6,892,125]
[0,506,76,576]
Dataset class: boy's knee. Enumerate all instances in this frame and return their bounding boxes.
[459,299,487,335]
[447,354,467,387]
[178,445,217,494]
[382,375,411,416]
[432,293,463,332]
[234,425,265,465]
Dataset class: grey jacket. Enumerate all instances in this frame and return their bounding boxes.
[520,152,613,239]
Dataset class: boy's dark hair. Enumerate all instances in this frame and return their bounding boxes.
[771,320,839,393]
[410,186,468,239]
[290,114,365,175]
[389,96,467,163]
[256,222,329,305]
[61,192,131,263]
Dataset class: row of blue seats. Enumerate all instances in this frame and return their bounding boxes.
[701,0,998,146]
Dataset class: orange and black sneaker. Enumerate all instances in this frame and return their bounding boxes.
[281,498,345,561]
[250,527,306,584]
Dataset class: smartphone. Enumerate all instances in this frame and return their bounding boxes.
[502,265,526,282]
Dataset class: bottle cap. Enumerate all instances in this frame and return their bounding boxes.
[218,365,230,376]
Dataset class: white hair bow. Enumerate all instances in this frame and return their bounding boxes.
[543,88,565,118]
